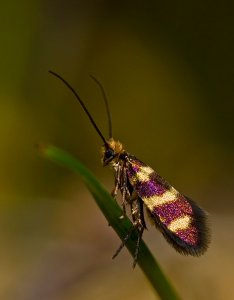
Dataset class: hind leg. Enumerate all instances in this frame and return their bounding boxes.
[112,196,146,268]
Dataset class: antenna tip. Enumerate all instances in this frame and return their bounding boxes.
[48,70,56,76]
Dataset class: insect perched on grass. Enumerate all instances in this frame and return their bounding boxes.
[49,71,210,268]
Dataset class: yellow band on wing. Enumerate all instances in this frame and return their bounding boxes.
[168,215,191,232]
[143,189,177,209]
[135,166,154,181]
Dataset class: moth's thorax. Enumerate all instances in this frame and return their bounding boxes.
[101,137,126,166]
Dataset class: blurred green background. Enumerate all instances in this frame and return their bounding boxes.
[1,1,234,299]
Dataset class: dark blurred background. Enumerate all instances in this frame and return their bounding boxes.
[1,1,234,299]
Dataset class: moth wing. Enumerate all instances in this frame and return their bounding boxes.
[148,194,209,255]
[126,157,209,255]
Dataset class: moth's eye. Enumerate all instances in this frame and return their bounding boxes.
[105,149,114,159]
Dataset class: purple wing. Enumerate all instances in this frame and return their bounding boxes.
[126,156,209,255]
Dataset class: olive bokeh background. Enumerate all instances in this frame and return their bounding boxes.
[1,1,234,299]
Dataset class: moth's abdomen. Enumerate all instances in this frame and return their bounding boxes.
[127,157,209,255]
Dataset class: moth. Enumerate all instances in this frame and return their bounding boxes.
[49,71,210,267]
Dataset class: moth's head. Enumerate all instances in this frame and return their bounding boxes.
[101,138,124,166]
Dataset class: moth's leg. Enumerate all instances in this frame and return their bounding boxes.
[112,220,144,268]
[130,202,136,223]
[139,197,147,230]
[132,198,145,268]
[132,225,144,268]
[113,197,145,268]
[112,194,137,258]
[111,163,121,198]
[129,196,145,267]
[119,166,129,218]
[112,226,135,261]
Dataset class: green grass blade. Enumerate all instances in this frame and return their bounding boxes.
[40,145,181,300]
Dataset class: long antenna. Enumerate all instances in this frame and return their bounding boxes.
[49,70,107,145]
[89,75,113,138]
